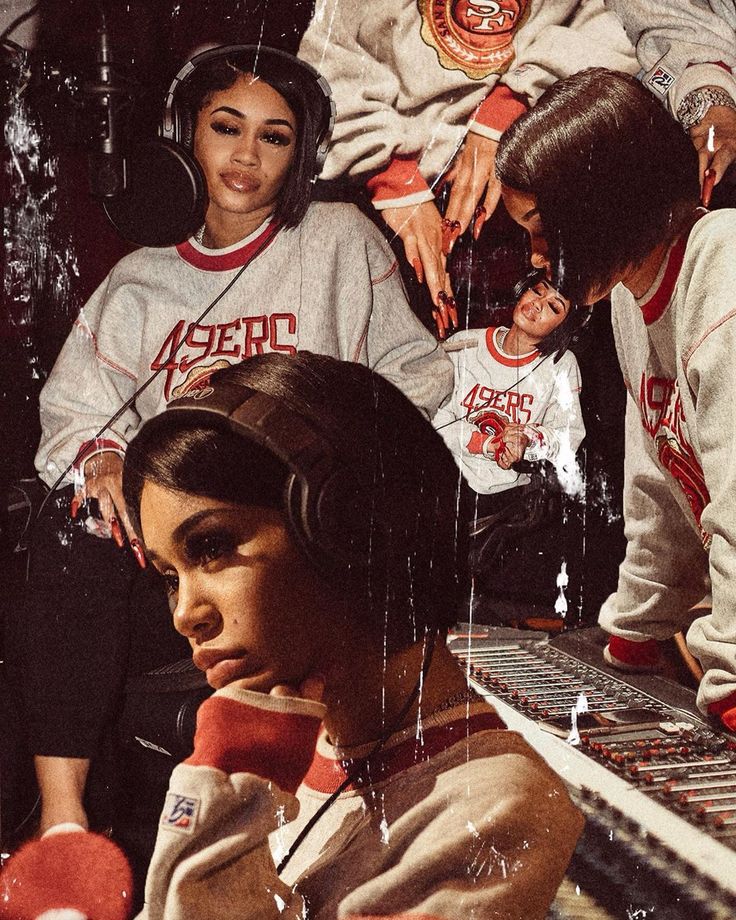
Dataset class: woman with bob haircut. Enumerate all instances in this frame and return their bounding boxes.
[495,66,736,730]
[1,352,583,920]
[22,45,451,845]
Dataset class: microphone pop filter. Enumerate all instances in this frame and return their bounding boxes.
[103,139,206,247]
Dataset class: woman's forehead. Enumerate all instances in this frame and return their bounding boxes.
[202,73,296,122]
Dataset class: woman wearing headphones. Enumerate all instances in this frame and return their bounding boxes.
[21,46,451,848]
[2,353,582,920]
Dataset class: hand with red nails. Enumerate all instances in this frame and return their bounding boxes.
[380,200,455,324]
[441,133,501,247]
[490,423,530,470]
[74,451,145,567]
[690,98,736,195]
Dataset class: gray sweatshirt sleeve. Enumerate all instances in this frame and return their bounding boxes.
[298,0,427,181]
[604,0,736,113]
[359,220,453,418]
[599,396,709,641]
[676,249,736,710]
[503,0,638,106]
[34,270,145,487]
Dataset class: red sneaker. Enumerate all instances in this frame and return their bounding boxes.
[708,691,736,733]
[604,635,662,672]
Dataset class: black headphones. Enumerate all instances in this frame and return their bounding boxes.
[102,44,335,247]
[150,379,374,578]
[161,43,335,173]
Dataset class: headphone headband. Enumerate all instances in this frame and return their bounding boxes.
[153,381,370,576]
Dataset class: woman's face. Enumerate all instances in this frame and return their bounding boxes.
[513,279,570,344]
[194,73,297,234]
[501,186,551,275]
[501,184,618,305]
[139,482,327,692]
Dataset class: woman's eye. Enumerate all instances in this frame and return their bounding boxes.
[163,572,179,596]
[211,121,239,136]
[261,131,291,147]
[187,532,235,566]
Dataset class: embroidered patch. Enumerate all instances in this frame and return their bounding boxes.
[161,792,200,833]
[418,0,530,79]
[646,65,675,97]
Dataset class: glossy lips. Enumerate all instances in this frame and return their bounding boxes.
[220,171,260,195]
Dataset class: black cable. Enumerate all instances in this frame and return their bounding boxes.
[432,349,553,433]
[277,630,438,875]
[0,2,40,44]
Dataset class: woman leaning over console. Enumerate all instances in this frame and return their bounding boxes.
[495,67,736,732]
[21,46,451,846]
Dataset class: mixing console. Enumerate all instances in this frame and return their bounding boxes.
[450,626,736,920]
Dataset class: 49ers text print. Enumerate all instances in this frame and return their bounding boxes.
[152,314,297,400]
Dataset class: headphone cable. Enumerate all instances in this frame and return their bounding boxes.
[277,629,437,875]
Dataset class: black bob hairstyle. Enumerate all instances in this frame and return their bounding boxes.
[177,46,333,229]
[513,269,590,361]
[496,68,700,305]
[123,353,468,652]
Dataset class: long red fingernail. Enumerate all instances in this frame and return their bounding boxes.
[110,516,125,548]
[447,295,458,329]
[412,258,424,285]
[437,290,451,329]
[432,310,446,340]
[130,538,147,569]
[473,212,486,239]
[70,496,80,519]
[702,168,716,208]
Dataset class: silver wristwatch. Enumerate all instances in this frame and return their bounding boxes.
[676,87,736,131]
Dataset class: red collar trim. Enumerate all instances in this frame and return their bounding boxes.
[176,219,280,271]
[638,235,688,325]
[485,326,539,367]
[303,711,506,794]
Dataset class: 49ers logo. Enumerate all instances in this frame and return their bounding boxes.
[418,0,529,79]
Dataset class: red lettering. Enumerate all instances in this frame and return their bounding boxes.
[639,373,676,437]
[242,315,269,357]
[270,313,297,355]
[212,319,242,358]
[150,320,187,401]
[489,390,505,410]
[505,390,520,422]
[518,393,533,424]
[461,384,480,413]
[180,324,217,374]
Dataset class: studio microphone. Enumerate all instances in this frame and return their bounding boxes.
[85,16,129,199]
[86,8,206,247]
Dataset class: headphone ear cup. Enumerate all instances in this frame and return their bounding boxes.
[178,101,195,151]
[283,469,376,577]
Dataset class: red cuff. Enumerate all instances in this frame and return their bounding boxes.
[471,84,528,135]
[0,831,132,920]
[366,156,431,205]
[73,438,125,472]
[687,60,733,74]
[607,635,661,668]
[707,691,736,731]
[185,695,322,793]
